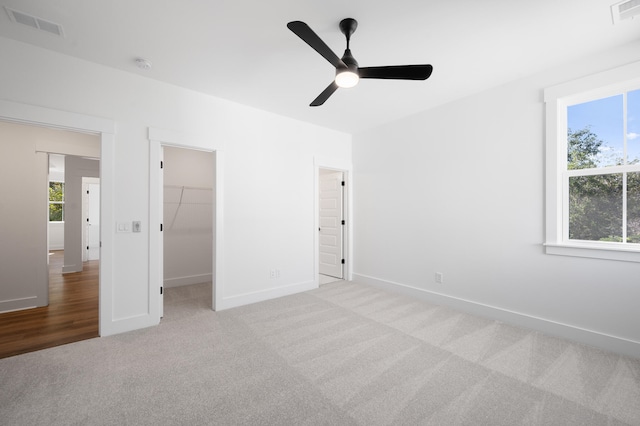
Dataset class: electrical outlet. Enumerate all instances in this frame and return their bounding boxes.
[269,269,281,279]
[435,272,444,284]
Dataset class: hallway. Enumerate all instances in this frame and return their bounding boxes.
[0,251,98,359]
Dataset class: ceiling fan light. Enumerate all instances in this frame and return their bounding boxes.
[335,70,359,88]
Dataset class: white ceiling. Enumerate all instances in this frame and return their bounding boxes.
[0,0,639,134]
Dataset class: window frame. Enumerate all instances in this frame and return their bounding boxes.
[544,61,640,262]
[48,180,64,222]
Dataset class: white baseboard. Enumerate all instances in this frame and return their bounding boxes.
[0,296,38,314]
[217,280,318,311]
[353,273,640,359]
[62,264,80,273]
[164,274,212,288]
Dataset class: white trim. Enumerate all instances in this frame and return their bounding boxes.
[544,61,640,262]
[0,99,117,337]
[149,137,163,320]
[0,296,37,313]
[354,273,640,359]
[217,280,317,310]
[99,132,115,335]
[164,274,213,288]
[544,243,640,262]
[314,156,354,284]
[543,61,640,103]
[0,99,115,134]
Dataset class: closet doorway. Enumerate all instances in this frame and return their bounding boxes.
[160,146,215,319]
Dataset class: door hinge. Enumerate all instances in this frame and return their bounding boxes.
[160,224,163,231]
[87,190,89,194]
[341,259,345,264]
[341,220,345,225]
[160,287,163,295]
[160,161,163,169]
[341,181,345,186]
[86,246,89,250]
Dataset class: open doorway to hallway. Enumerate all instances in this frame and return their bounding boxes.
[0,125,100,358]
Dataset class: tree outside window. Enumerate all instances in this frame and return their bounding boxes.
[567,89,640,244]
[49,181,64,222]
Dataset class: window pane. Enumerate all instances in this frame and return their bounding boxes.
[49,182,64,202]
[569,174,622,241]
[49,203,63,222]
[629,172,640,243]
[628,89,640,165]
[567,95,623,169]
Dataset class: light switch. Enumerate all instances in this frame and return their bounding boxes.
[116,222,131,233]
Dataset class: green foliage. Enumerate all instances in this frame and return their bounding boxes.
[49,182,64,221]
[49,204,63,222]
[567,129,640,243]
[567,127,601,170]
[628,172,640,240]
[49,182,64,201]
[568,174,622,241]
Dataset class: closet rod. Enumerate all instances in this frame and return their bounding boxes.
[164,184,212,191]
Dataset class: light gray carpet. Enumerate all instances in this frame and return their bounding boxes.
[1,281,639,425]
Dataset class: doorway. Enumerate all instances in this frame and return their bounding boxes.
[318,168,346,285]
[0,121,101,357]
[159,145,215,319]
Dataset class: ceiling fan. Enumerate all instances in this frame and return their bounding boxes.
[287,18,433,107]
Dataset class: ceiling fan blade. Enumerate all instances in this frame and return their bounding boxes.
[310,82,339,107]
[287,21,347,69]
[359,65,433,80]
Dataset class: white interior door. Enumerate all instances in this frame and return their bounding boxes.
[319,170,344,278]
[87,183,100,260]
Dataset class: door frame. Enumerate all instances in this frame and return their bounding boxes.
[318,169,345,279]
[82,177,101,262]
[149,127,222,318]
[314,156,353,285]
[0,99,115,336]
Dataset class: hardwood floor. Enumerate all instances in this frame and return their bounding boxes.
[0,251,99,359]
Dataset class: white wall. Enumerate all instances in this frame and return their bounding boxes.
[63,156,99,273]
[163,146,214,288]
[0,121,99,313]
[352,39,640,358]
[0,36,351,333]
[49,222,64,250]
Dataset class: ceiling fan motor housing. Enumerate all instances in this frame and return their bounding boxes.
[338,49,359,75]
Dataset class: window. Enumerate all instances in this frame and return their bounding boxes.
[49,181,64,222]
[545,61,640,262]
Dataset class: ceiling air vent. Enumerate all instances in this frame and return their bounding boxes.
[611,0,640,24]
[4,7,64,37]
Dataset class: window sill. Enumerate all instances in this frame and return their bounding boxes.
[544,242,640,263]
